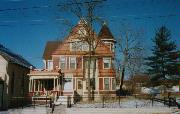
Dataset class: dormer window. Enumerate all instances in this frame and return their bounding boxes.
[78,27,86,37]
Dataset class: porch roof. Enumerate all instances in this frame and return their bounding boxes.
[27,70,61,78]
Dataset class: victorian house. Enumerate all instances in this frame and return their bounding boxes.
[28,20,116,101]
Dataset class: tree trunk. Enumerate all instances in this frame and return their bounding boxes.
[87,47,92,101]
[119,67,125,95]
[92,57,96,100]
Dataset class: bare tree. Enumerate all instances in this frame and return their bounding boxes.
[116,24,144,94]
[60,0,106,101]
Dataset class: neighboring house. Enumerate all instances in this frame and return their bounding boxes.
[0,44,32,110]
[28,20,116,101]
[130,74,150,94]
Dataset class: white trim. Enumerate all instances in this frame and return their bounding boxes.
[101,39,116,42]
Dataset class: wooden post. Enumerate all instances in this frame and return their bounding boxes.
[169,97,171,108]
[151,96,154,107]
[102,96,105,108]
[119,96,120,107]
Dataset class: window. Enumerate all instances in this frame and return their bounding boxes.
[112,78,116,90]
[85,60,94,69]
[86,80,88,90]
[70,41,89,51]
[71,42,82,51]
[104,42,114,52]
[69,57,76,69]
[111,59,115,69]
[77,80,82,89]
[104,78,110,90]
[111,43,115,52]
[82,42,89,51]
[60,57,66,69]
[47,60,53,71]
[103,57,111,69]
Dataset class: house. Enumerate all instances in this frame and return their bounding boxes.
[0,44,32,110]
[130,74,150,94]
[28,20,116,101]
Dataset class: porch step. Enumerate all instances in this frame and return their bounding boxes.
[54,96,73,105]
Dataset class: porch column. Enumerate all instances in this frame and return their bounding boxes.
[30,79,32,91]
[54,78,55,91]
[38,80,39,91]
[34,79,36,91]
[29,79,31,92]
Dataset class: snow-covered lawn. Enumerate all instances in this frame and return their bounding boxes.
[72,99,167,108]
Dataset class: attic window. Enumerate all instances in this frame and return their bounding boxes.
[78,27,86,37]
[70,41,89,51]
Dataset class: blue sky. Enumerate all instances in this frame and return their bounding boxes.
[0,0,179,68]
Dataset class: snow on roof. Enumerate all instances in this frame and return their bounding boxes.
[0,44,33,68]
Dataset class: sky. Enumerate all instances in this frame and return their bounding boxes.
[0,0,179,68]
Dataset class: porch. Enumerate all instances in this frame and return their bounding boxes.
[28,70,63,99]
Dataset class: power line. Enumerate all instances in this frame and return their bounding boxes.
[0,0,106,13]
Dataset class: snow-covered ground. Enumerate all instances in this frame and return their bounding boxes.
[0,106,47,114]
[72,99,167,108]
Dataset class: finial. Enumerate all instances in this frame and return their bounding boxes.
[103,20,107,25]
[78,18,87,24]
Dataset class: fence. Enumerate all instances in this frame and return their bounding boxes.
[7,94,178,113]
[9,96,52,109]
[151,96,176,107]
[66,94,177,108]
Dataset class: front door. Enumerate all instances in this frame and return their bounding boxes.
[0,82,4,110]
[76,79,83,96]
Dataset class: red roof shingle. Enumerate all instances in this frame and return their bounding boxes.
[98,24,114,40]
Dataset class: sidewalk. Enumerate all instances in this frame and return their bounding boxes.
[0,106,48,114]
[66,107,172,114]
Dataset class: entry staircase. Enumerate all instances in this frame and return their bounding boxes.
[54,96,73,105]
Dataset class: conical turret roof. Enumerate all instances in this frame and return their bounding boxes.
[98,23,114,40]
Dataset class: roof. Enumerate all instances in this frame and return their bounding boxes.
[43,41,62,60]
[0,44,33,68]
[131,74,150,83]
[98,23,114,40]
